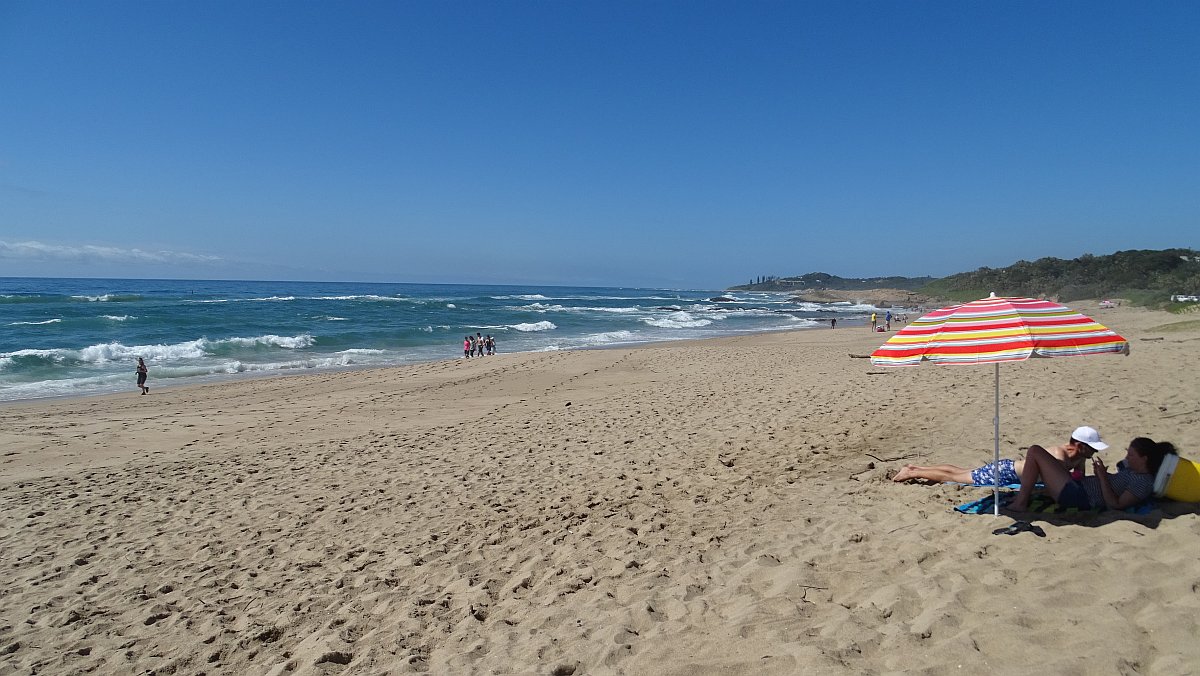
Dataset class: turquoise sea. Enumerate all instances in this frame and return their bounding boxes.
[0,278,879,402]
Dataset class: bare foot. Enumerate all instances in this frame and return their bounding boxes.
[892,465,918,482]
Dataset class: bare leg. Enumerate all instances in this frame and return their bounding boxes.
[1010,445,1075,511]
[892,464,973,483]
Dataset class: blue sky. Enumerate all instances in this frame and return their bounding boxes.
[1,1,1196,288]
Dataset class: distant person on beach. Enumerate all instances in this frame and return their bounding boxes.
[486,335,495,355]
[885,310,892,330]
[463,336,471,359]
[831,318,836,329]
[1009,436,1176,512]
[136,357,149,394]
[870,313,877,331]
[892,426,1108,485]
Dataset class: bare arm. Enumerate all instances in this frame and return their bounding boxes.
[1093,458,1139,509]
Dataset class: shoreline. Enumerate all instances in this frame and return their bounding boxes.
[0,321,857,408]
[1,278,877,407]
[2,302,1197,674]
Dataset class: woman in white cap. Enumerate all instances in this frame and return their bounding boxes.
[892,426,1106,486]
[1009,436,1177,512]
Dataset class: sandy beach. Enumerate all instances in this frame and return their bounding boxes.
[2,302,1198,675]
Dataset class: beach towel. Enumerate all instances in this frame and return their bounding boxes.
[945,482,1023,490]
[954,493,1156,515]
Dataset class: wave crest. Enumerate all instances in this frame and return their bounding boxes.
[643,312,712,329]
[510,321,556,332]
[70,294,143,302]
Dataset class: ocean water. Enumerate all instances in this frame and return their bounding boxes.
[0,278,880,402]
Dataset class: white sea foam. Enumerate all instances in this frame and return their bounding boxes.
[337,348,386,355]
[311,295,403,302]
[579,330,637,345]
[0,373,129,401]
[78,340,208,363]
[519,303,559,312]
[493,294,549,301]
[220,334,315,349]
[517,303,641,314]
[446,304,456,309]
[643,312,712,329]
[321,316,349,321]
[224,356,357,373]
[0,348,67,360]
[517,295,683,302]
[711,307,776,317]
[10,319,61,325]
[590,306,641,314]
[247,296,296,302]
[27,334,317,366]
[72,294,114,302]
[511,321,556,332]
[102,315,134,321]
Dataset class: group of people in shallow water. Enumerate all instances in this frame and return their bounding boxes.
[463,333,496,358]
[893,425,1178,512]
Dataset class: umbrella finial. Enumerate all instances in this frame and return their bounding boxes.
[989,291,996,298]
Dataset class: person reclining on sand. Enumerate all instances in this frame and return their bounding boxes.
[1009,436,1177,512]
[892,426,1107,486]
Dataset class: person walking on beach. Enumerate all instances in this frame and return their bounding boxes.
[136,357,149,394]
[831,318,836,329]
[463,336,471,359]
[870,312,877,331]
[885,310,892,331]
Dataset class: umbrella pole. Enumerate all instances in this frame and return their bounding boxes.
[994,362,1000,516]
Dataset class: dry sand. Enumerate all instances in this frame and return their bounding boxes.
[2,302,1198,675]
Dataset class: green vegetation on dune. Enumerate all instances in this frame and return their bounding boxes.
[730,272,935,292]
[920,249,1200,305]
[731,248,1200,309]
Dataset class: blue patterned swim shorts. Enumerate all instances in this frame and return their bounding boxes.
[970,459,1019,487]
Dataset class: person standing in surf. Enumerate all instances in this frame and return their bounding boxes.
[136,357,149,395]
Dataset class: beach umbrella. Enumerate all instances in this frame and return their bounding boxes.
[870,294,1130,515]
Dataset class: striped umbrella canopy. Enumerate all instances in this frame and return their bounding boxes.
[871,294,1129,514]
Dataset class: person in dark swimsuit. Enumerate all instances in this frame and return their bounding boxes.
[136,357,149,394]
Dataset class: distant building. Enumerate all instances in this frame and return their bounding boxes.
[1171,294,1200,302]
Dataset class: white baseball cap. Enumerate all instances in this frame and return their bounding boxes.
[1072,426,1109,451]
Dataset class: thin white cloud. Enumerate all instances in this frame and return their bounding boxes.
[0,240,221,265]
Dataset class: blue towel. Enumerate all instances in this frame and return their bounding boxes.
[944,482,1024,490]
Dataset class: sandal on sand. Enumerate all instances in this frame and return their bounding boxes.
[992,520,1046,537]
